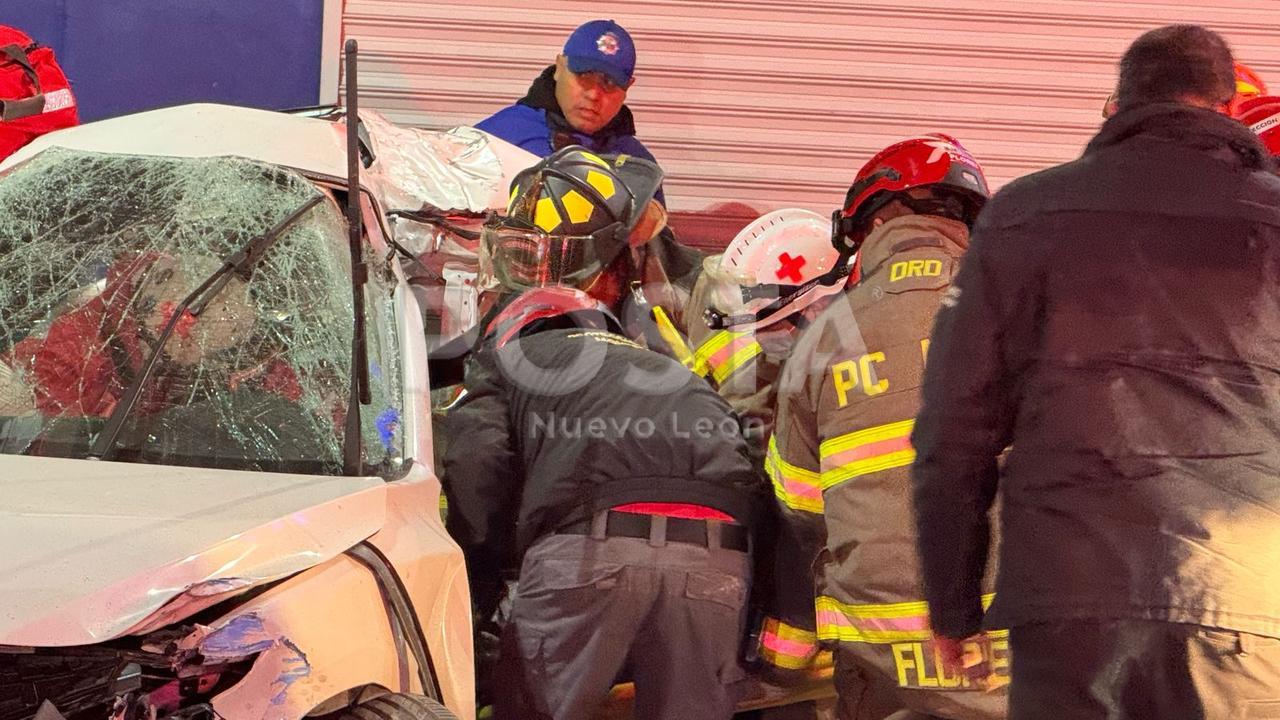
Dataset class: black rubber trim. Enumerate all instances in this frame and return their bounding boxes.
[345,541,442,700]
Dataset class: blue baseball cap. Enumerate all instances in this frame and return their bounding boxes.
[562,19,636,88]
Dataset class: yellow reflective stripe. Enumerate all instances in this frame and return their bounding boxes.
[691,330,736,376]
[771,619,818,644]
[760,617,820,670]
[820,419,915,456]
[650,306,695,369]
[818,419,916,490]
[815,594,1007,644]
[712,340,763,384]
[766,435,824,514]
[691,330,762,384]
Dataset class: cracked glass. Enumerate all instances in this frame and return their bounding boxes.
[0,148,404,476]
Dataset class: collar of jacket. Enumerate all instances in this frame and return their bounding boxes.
[1086,102,1272,171]
[858,214,969,276]
[517,65,639,141]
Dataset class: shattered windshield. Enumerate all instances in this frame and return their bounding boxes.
[0,148,403,475]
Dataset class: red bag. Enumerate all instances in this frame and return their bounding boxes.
[0,25,79,161]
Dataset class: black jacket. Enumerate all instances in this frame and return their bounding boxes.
[443,326,765,604]
[911,104,1280,639]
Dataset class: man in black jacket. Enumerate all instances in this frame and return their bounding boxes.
[911,24,1280,718]
[443,286,767,720]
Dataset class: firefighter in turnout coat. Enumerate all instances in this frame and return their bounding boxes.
[684,211,856,716]
[768,135,1007,719]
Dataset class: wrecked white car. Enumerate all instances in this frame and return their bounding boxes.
[0,102,536,720]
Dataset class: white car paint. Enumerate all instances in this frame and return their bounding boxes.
[0,103,491,719]
[0,102,539,217]
[0,454,386,646]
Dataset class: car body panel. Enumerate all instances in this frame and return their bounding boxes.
[0,102,538,220]
[198,549,419,719]
[0,454,386,647]
[0,103,479,718]
[367,467,474,715]
[0,103,351,179]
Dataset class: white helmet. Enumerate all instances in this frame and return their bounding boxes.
[702,208,852,333]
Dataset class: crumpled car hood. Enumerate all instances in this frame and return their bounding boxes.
[0,102,538,219]
[0,454,386,647]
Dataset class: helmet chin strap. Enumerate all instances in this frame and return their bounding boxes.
[704,260,853,330]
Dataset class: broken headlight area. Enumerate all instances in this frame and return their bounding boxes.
[0,626,255,720]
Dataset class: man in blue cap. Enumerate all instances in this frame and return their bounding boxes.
[476,19,660,171]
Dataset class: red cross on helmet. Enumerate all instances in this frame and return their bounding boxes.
[701,208,853,331]
[832,134,991,255]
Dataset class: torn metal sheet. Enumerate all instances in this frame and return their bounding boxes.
[357,109,535,309]
[359,109,537,216]
[194,614,311,707]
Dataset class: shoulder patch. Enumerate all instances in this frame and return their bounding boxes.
[878,254,956,295]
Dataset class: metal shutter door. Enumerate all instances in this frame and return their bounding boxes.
[341,0,1280,214]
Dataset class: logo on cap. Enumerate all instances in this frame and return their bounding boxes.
[597,32,620,56]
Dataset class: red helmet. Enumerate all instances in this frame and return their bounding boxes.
[833,133,990,254]
[1234,95,1280,159]
[483,286,622,348]
[1229,62,1268,114]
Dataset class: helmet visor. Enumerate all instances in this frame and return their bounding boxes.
[701,262,756,319]
[480,217,624,290]
[700,261,805,329]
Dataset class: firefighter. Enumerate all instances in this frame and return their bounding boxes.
[686,208,853,442]
[429,145,680,710]
[1234,94,1280,160]
[768,134,1007,719]
[442,285,768,720]
[430,144,678,386]
[684,210,855,708]
[478,143,700,351]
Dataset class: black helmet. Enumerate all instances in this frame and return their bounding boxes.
[482,146,663,290]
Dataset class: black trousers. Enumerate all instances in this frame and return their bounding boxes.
[1009,620,1280,720]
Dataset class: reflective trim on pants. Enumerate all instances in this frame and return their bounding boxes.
[760,616,821,670]
[816,593,1004,644]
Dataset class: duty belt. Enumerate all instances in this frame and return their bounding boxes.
[557,510,750,552]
